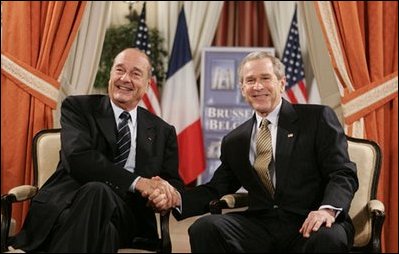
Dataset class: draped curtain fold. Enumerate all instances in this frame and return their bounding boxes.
[213,1,273,47]
[1,1,87,230]
[54,1,112,127]
[315,2,398,252]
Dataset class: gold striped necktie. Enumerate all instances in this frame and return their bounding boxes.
[253,118,275,197]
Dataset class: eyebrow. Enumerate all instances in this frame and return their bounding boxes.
[114,64,144,74]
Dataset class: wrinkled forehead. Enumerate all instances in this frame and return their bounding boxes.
[115,50,150,66]
[242,58,274,75]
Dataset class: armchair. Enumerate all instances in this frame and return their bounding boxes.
[1,128,172,253]
[209,136,385,253]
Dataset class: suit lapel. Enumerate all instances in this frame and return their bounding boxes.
[94,97,118,156]
[236,117,254,168]
[275,99,298,194]
[135,107,155,173]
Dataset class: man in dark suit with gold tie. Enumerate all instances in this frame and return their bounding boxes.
[165,51,358,252]
[10,48,184,252]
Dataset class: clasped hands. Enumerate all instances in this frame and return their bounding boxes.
[136,176,181,213]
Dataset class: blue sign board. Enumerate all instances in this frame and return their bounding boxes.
[199,47,275,184]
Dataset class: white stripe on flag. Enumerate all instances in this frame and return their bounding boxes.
[139,78,161,117]
[162,61,199,133]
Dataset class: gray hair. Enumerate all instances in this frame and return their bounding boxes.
[112,48,152,78]
[238,51,285,83]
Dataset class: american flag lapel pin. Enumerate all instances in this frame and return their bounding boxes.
[288,133,294,138]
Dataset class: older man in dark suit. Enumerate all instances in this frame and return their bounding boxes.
[11,48,183,252]
[161,51,358,252]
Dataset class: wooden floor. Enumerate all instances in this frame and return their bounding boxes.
[168,209,245,253]
[169,215,203,253]
[119,214,199,253]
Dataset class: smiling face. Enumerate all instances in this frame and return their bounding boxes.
[108,48,151,111]
[240,57,286,117]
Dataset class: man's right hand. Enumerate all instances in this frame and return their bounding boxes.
[135,176,181,212]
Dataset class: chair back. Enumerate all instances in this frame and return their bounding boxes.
[346,136,382,248]
[32,129,61,188]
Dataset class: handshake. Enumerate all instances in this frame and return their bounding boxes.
[136,176,181,213]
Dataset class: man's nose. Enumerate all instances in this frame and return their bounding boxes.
[253,80,264,89]
[120,72,131,82]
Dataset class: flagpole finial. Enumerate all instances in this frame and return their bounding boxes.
[124,1,139,23]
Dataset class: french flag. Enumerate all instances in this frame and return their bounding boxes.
[161,7,205,184]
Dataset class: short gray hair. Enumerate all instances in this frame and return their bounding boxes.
[238,51,285,83]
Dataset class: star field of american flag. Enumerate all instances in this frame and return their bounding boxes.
[134,2,151,56]
[281,7,308,104]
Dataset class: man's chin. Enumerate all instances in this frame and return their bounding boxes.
[114,93,132,101]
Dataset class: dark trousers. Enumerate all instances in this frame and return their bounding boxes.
[39,182,136,253]
[189,210,354,253]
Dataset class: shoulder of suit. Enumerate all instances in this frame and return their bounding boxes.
[292,103,330,113]
[137,106,173,128]
[224,117,253,139]
[65,94,106,103]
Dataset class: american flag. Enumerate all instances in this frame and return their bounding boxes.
[134,2,162,116]
[281,7,308,104]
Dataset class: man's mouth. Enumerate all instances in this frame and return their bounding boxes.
[253,94,269,98]
[116,85,133,91]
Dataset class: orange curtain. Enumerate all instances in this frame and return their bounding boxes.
[213,1,273,47]
[315,2,398,252]
[1,1,87,230]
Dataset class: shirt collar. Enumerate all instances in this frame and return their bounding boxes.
[110,100,138,127]
[255,99,282,128]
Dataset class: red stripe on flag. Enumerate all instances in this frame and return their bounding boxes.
[177,119,206,184]
[140,77,161,116]
[141,94,155,113]
[298,80,308,101]
[286,89,298,104]
[149,78,160,99]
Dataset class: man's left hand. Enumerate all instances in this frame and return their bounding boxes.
[299,208,336,238]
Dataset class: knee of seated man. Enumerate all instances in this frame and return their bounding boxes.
[81,181,110,191]
[304,226,349,252]
[189,215,222,236]
[79,181,116,199]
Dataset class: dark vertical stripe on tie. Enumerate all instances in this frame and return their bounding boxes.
[115,111,131,167]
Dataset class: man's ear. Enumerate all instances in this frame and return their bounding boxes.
[240,83,245,96]
[146,79,150,91]
[280,77,286,93]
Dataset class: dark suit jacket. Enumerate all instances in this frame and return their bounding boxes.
[176,99,358,228]
[14,95,184,250]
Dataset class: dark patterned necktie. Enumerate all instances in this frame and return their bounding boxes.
[115,111,131,167]
[253,119,275,197]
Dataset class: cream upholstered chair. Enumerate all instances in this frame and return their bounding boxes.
[209,136,385,253]
[1,129,172,253]
[345,136,384,252]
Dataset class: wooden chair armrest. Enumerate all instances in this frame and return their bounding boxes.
[159,210,171,253]
[209,193,249,214]
[8,185,38,202]
[368,200,385,253]
[368,199,384,215]
[1,194,15,252]
[1,186,38,252]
